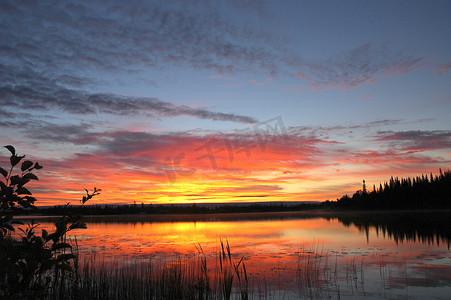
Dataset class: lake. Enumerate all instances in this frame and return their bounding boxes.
[29,211,451,299]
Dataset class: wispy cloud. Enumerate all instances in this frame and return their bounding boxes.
[375,130,451,152]
[0,1,434,100]
[432,62,451,75]
[24,123,94,144]
[0,64,257,124]
[337,149,447,166]
[295,43,427,91]
[287,119,405,140]
[1,1,280,124]
[0,1,281,77]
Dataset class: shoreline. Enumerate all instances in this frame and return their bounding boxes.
[14,208,451,223]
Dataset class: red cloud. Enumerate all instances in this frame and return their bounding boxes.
[4,126,450,206]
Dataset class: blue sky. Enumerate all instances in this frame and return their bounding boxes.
[1,0,450,205]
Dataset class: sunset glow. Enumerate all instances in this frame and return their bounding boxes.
[1,1,450,206]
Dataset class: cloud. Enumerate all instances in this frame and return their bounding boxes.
[19,120,448,192]
[25,124,326,179]
[232,184,283,192]
[0,1,282,78]
[25,123,94,143]
[296,43,427,91]
[0,1,433,99]
[287,119,405,140]
[0,64,258,124]
[375,130,451,152]
[337,149,447,166]
[383,56,425,76]
[5,120,449,205]
[283,86,302,92]
[14,126,329,204]
[1,1,276,125]
[228,0,268,17]
[433,62,451,75]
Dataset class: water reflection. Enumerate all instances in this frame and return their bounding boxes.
[23,211,451,299]
[326,210,451,248]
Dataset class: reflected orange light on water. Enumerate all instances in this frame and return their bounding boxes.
[27,215,447,290]
[27,213,451,297]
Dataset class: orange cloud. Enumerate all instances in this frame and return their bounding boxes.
[3,124,450,206]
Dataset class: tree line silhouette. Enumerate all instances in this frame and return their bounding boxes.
[323,169,451,210]
[33,202,320,216]
[19,169,451,216]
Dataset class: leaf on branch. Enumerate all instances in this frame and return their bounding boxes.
[45,233,57,242]
[18,196,37,208]
[52,242,72,251]
[4,145,15,155]
[57,253,76,263]
[10,175,20,185]
[34,162,43,170]
[81,187,101,205]
[21,160,33,171]
[16,187,32,195]
[23,173,39,180]
[0,167,7,178]
[27,227,35,239]
[10,155,25,167]
[17,178,30,188]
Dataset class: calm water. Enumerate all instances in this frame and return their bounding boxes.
[31,211,451,299]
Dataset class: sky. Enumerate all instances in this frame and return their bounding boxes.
[1,0,450,206]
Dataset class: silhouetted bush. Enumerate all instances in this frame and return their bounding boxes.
[0,145,99,299]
